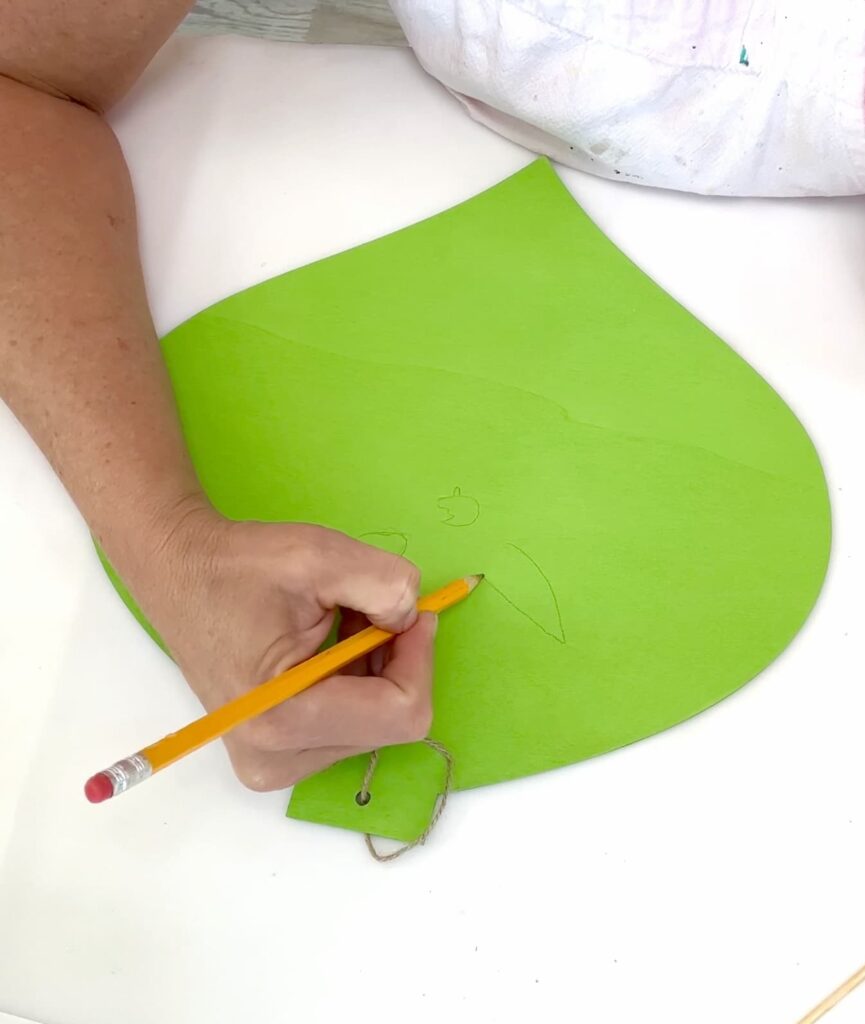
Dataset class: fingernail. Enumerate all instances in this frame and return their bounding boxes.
[429,613,439,636]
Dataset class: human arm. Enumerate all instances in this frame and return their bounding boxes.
[0,1,435,790]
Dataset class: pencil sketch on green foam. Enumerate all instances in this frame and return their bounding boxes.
[362,486,565,643]
[97,160,831,843]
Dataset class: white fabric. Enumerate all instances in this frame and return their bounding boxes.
[391,0,865,196]
[183,0,404,45]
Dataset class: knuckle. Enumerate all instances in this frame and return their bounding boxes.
[378,556,421,619]
[398,558,422,594]
[284,541,320,586]
[394,693,433,743]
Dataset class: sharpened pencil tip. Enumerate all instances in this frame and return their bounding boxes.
[466,573,485,591]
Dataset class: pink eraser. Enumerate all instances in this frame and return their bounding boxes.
[84,772,114,804]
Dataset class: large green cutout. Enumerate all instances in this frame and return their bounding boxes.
[107,161,830,842]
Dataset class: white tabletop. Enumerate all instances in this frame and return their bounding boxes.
[2,35,865,1024]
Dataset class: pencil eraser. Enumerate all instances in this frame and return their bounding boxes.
[84,772,114,804]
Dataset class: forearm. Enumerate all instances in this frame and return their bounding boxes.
[0,76,208,588]
[0,16,434,788]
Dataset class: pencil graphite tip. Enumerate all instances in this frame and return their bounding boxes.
[466,573,485,591]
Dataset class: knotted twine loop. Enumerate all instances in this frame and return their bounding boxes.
[357,739,454,862]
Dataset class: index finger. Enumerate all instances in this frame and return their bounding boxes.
[310,528,422,633]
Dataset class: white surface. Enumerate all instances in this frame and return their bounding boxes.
[2,35,865,1024]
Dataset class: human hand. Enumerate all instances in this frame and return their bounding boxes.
[1,3,438,796]
[133,504,436,791]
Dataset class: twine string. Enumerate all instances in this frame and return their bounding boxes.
[357,739,454,863]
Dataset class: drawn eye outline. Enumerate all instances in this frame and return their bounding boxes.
[485,545,566,645]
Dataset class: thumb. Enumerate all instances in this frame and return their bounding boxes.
[312,528,421,632]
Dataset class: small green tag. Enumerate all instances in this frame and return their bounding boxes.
[287,743,448,843]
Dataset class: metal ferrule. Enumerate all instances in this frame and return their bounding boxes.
[104,752,153,795]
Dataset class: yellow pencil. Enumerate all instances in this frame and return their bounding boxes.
[84,573,483,803]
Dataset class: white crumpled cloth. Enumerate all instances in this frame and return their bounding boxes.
[391,0,865,196]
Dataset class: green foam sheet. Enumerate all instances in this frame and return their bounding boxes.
[105,161,830,842]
